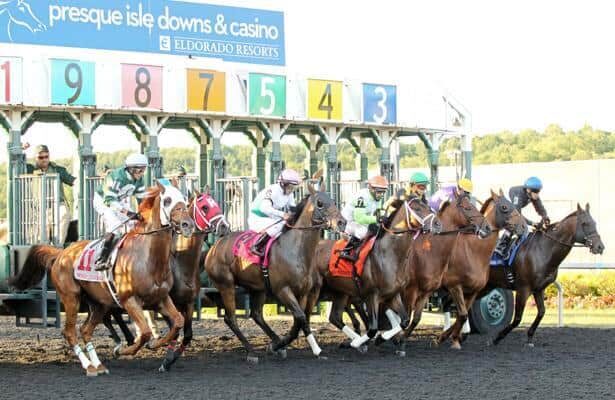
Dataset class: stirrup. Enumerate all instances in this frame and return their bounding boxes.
[339,250,358,262]
[251,245,265,257]
[94,260,109,271]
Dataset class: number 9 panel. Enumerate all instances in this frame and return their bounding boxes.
[362,83,397,125]
[50,59,95,106]
[121,64,163,109]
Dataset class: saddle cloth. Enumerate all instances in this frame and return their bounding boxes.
[73,236,125,282]
[232,230,276,269]
[490,232,530,268]
[328,237,376,278]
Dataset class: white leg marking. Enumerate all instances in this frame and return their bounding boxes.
[74,345,92,369]
[306,333,322,356]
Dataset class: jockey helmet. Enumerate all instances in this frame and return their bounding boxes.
[410,172,429,185]
[524,176,543,191]
[125,153,148,168]
[368,175,389,191]
[278,169,301,185]
[457,178,474,194]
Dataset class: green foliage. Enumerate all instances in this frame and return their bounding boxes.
[544,271,615,308]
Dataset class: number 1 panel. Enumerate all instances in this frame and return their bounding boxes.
[248,73,286,118]
[362,83,397,125]
[121,64,163,109]
[0,56,23,105]
[186,69,225,112]
[307,79,343,121]
[50,59,95,106]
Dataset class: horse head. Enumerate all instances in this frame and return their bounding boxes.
[440,192,491,238]
[138,183,195,238]
[291,171,346,233]
[1,0,47,40]
[574,203,604,255]
[403,196,442,234]
[190,187,230,236]
[488,189,527,236]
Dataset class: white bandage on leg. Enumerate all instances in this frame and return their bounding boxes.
[342,325,360,341]
[306,333,322,356]
[443,312,452,331]
[74,345,92,369]
[351,334,370,348]
[462,319,471,334]
[85,342,101,368]
[381,309,402,340]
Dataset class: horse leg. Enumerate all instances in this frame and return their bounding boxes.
[351,292,379,349]
[102,312,122,346]
[147,296,185,350]
[80,303,110,375]
[249,290,282,350]
[112,308,135,346]
[526,290,546,347]
[329,293,361,348]
[404,295,429,339]
[439,286,469,349]
[159,303,192,372]
[116,297,154,356]
[274,287,321,357]
[492,287,530,345]
[59,289,97,376]
[345,304,362,334]
[219,285,258,363]
[383,294,409,356]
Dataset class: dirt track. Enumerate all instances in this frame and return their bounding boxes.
[0,316,613,400]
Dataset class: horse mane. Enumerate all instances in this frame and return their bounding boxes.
[547,209,580,231]
[282,195,310,232]
[384,199,405,228]
[480,197,494,214]
[137,186,162,222]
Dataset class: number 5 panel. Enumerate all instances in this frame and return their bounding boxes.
[362,83,397,125]
[186,69,225,112]
[50,59,95,106]
[121,64,163,109]
[248,73,286,118]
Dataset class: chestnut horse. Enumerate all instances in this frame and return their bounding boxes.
[488,203,604,346]
[10,183,194,376]
[403,192,492,342]
[314,197,442,353]
[436,190,527,349]
[204,178,345,362]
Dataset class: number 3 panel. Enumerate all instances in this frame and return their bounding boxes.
[362,83,397,125]
[121,64,163,109]
[307,79,343,121]
[50,59,95,106]
[186,69,225,112]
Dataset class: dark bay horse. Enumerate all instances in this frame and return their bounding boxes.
[403,192,492,341]
[204,178,345,362]
[488,203,604,346]
[313,197,442,353]
[10,183,195,376]
[436,190,526,349]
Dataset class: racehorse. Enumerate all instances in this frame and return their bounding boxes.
[436,190,526,349]
[313,197,442,353]
[205,175,345,362]
[0,0,46,41]
[488,203,604,346]
[10,183,195,376]
[403,191,492,342]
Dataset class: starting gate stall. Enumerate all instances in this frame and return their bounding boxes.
[0,0,507,332]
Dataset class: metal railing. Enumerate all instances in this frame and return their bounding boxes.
[215,177,259,231]
[12,174,61,246]
[84,176,105,240]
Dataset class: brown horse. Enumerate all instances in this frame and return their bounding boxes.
[436,190,527,349]
[488,203,604,346]
[403,192,492,342]
[10,183,195,376]
[314,197,442,353]
[204,178,345,362]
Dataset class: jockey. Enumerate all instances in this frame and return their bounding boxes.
[93,153,148,270]
[428,177,474,212]
[339,175,388,261]
[248,169,301,256]
[494,177,550,262]
[384,171,430,213]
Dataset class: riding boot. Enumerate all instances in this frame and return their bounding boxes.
[505,268,515,287]
[339,236,362,262]
[250,233,271,257]
[494,234,512,259]
[95,233,116,271]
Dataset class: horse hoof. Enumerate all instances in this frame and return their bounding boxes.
[96,364,110,375]
[266,343,274,354]
[113,344,122,358]
[158,364,168,373]
[338,341,352,349]
[247,355,259,364]
[357,345,368,354]
[526,342,535,348]
[395,350,406,357]
[276,348,287,359]
[430,339,440,348]
[86,366,98,377]
[450,342,462,350]
[317,355,328,361]
[374,336,385,346]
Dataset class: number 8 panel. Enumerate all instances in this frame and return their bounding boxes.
[121,63,163,110]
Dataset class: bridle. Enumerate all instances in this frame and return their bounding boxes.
[542,212,600,249]
[284,192,335,231]
[191,196,229,235]
[437,194,490,236]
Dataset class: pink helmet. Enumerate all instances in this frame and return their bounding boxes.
[278,169,301,185]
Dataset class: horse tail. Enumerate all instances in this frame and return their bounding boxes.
[9,245,62,291]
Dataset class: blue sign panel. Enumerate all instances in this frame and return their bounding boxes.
[50,59,95,106]
[362,83,397,125]
[0,1,286,66]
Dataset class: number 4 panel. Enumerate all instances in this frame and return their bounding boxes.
[122,64,163,109]
[50,59,95,106]
[307,79,343,121]
[186,69,225,112]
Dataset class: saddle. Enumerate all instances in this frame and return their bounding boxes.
[490,232,530,268]
[329,237,376,279]
[232,231,277,269]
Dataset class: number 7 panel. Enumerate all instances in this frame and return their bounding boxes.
[186,69,226,112]
[121,63,163,110]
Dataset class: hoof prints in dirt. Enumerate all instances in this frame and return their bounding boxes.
[0,317,612,400]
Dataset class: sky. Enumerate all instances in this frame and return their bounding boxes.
[3,0,615,162]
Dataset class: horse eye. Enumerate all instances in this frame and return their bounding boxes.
[316,199,324,208]
[201,206,209,213]
[501,205,509,212]
[163,197,172,207]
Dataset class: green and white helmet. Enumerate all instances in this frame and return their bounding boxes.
[410,172,429,185]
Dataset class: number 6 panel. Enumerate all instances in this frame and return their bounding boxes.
[50,59,95,106]
[121,64,163,110]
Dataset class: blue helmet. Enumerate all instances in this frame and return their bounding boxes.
[524,177,543,191]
